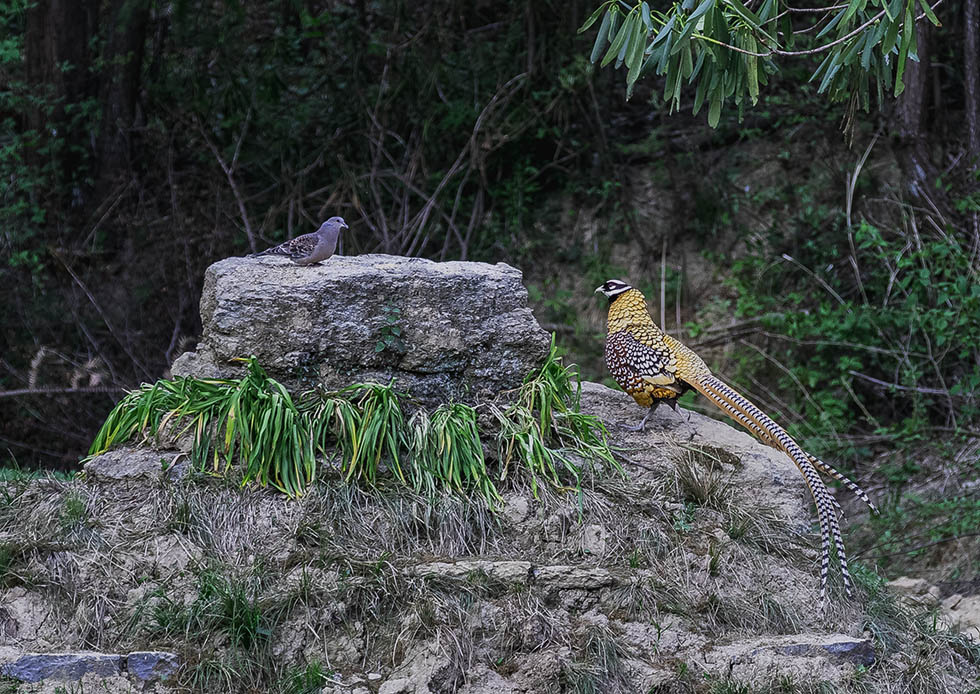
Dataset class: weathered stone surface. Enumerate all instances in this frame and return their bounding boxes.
[126,650,180,681]
[406,560,532,584]
[0,589,59,649]
[942,593,980,641]
[765,635,876,665]
[0,651,122,683]
[171,254,550,403]
[83,447,183,482]
[888,575,941,606]
[578,381,813,531]
[706,634,875,682]
[533,565,617,590]
[378,642,461,694]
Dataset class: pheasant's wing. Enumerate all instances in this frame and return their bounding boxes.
[605,330,685,404]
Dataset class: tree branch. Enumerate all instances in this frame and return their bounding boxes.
[0,387,125,399]
[195,115,257,252]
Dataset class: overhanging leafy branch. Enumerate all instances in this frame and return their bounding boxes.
[580,0,942,125]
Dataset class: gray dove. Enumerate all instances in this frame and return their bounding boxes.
[251,217,348,265]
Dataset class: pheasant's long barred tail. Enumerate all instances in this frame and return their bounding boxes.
[724,410,878,516]
[691,374,854,599]
[807,455,879,514]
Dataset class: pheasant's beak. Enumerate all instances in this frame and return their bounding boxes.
[594,286,603,294]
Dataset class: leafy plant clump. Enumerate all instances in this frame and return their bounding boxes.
[88,339,619,503]
[90,358,315,497]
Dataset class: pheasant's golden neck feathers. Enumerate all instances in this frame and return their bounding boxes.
[607,288,662,335]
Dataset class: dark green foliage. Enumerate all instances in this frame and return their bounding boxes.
[375,305,406,354]
[853,492,980,580]
[727,221,980,444]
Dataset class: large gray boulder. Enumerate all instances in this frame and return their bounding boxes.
[172,254,551,402]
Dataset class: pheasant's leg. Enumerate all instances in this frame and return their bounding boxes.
[666,400,696,441]
[622,405,657,432]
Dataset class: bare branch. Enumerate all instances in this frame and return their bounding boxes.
[195,115,257,252]
[847,369,958,396]
[51,250,154,381]
[0,387,125,399]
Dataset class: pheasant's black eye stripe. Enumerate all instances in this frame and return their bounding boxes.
[599,283,875,605]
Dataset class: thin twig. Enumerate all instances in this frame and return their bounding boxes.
[0,387,125,399]
[861,532,980,561]
[780,254,849,308]
[51,250,154,381]
[739,339,841,444]
[400,74,529,256]
[847,369,955,396]
[195,113,256,252]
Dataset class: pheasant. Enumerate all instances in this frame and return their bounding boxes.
[595,278,877,601]
[251,217,348,265]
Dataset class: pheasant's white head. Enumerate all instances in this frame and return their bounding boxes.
[595,279,633,299]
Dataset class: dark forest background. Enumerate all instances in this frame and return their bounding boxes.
[1,0,978,586]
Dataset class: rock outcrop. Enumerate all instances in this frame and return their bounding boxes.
[171,254,551,402]
[5,255,977,692]
[5,381,977,692]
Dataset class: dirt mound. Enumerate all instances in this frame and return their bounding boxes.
[1,383,977,692]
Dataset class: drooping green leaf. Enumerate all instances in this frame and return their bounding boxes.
[693,71,709,113]
[841,0,866,27]
[579,0,611,32]
[614,12,639,68]
[590,10,613,63]
[689,0,716,24]
[818,53,843,93]
[885,0,904,22]
[861,23,880,69]
[658,31,674,72]
[652,14,677,46]
[817,8,847,39]
[708,94,722,126]
[746,59,758,102]
[601,10,633,67]
[681,40,694,79]
[918,0,939,25]
[882,15,901,54]
[894,4,914,96]
[626,20,648,86]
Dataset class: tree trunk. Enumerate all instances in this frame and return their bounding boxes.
[893,22,934,201]
[965,0,979,160]
[95,0,151,201]
[24,0,95,173]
